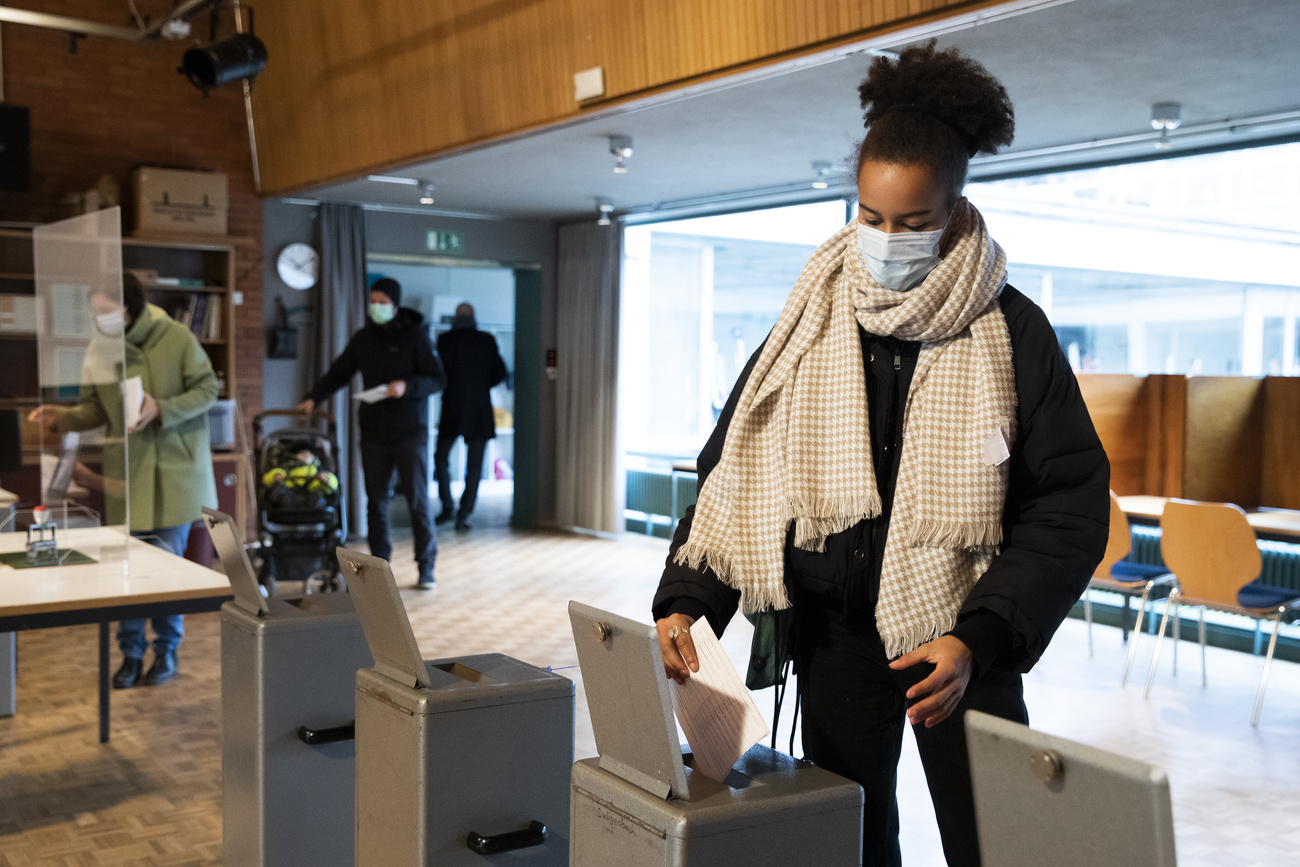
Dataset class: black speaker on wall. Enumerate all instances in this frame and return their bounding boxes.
[0,105,32,192]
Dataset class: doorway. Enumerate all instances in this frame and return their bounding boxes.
[367,257,517,529]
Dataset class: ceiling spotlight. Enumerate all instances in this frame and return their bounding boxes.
[1151,102,1181,150]
[181,32,267,92]
[596,198,614,226]
[418,182,435,205]
[609,136,633,174]
[811,160,850,190]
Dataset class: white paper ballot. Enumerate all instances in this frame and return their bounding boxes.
[353,384,390,404]
[668,616,770,783]
[122,376,144,428]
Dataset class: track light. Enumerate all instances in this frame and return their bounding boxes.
[1151,102,1182,150]
[811,160,851,190]
[181,32,267,92]
[609,136,633,174]
[596,198,614,226]
[418,182,436,205]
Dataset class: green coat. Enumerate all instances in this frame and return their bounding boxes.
[58,303,219,532]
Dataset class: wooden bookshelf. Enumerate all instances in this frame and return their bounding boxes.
[0,228,245,531]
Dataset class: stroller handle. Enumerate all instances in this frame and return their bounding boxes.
[252,408,337,447]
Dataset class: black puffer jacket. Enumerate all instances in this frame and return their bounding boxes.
[306,308,446,444]
[652,285,1110,676]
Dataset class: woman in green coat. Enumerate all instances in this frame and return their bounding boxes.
[29,275,219,688]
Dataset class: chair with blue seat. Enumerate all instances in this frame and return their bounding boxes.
[1144,498,1300,726]
[1084,491,1176,684]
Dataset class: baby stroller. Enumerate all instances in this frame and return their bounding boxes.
[252,409,346,595]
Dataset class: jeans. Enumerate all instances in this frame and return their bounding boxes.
[360,434,436,574]
[118,523,193,659]
[796,595,1028,867]
[434,431,488,519]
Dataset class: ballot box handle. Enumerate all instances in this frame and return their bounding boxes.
[297,721,356,745]
[465,820,548,854]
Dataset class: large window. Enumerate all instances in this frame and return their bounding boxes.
[620,201,848,463]
[969,142,1300,375]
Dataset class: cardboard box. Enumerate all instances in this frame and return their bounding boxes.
[0,295,37,333]
[133,167,228,237]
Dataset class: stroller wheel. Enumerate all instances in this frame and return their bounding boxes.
[306,569,340,594]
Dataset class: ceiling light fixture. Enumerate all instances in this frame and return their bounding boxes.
[366,175,421,185]
[418,182,436,205]
[596,198,614,226]
[811,160,853,190]
[181,31,267,92]
[1150,102,1182,150]
[609,136,633,174]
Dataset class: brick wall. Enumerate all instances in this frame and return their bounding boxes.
[0,1,264,430]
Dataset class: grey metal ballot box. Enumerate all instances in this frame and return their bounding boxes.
[207,508,373,867]
[567,601,864,866]
[337,548,575,866]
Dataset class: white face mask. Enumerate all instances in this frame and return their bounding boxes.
[369,302,396,324]
[856,222,946,292]
[95,310,126,337]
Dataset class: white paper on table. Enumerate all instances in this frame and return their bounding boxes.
[352,384,390,404]
[122,376,144,428]
[667,616,770,783]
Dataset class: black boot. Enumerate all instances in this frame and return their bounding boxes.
[434,506,455,525]
[144,650,178,685]
[113,657,144,689]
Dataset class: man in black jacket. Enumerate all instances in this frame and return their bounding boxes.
[299,278,446,589]
[434,302,507,531]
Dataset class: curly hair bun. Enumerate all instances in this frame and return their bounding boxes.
[858,40,1014,157]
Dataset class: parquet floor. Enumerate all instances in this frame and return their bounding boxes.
[2,492,1299,865]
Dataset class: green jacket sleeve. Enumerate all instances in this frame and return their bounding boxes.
[157,334,219,429]
[58,385,110,433]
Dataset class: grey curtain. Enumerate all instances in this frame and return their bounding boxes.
[555,219,624,534]
[315,203,368,536]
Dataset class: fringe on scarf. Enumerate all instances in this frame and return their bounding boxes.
[881,615,958,660]
[672,539,793,613]
[789,491,881,552]
[902,519,1004,551]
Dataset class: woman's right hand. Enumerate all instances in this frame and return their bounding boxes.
[296,398,315,414]
[27,405,59,433]
[656,613,698,684]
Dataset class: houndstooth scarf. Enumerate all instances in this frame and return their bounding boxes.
[674,205,1016,658]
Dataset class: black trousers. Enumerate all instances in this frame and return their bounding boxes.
[360,434,436,574]
[796,596,1028,867]
[433,430,488,519]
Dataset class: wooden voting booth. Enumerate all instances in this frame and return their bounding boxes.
[1078,373,1300,511]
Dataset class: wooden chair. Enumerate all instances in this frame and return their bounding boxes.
[1144,498,1300,726]
[1085,492,1176,685]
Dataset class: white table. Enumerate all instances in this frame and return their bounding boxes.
[0,526,231,741]
[1118,495,1300,543]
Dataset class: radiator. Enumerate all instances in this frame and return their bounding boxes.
[1128,526,1300,594]
[626,470,673,519]
[673,475,699,519]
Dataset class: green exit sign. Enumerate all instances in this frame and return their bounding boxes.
[427,231,464,254]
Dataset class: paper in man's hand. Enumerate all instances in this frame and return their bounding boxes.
[352,384,390,404]
[667,616,770,783]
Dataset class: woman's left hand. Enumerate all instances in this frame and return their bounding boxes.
[129,392,160,433]
[888,635,973,728]
[387,380,407,398]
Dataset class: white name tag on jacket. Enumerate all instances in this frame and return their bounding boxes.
[982,420,1011,467]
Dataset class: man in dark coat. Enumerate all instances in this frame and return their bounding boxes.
[299,277,446,589]
[434,302,507,531]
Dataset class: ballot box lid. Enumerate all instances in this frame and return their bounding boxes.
[336,547,431,690]
[203,507,269,617]
[568,601,688,801]
[966,711,1177,867]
